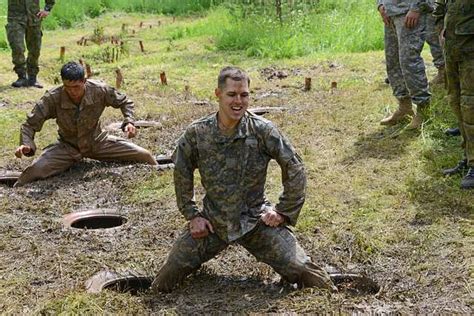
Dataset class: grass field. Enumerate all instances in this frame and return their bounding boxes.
[0,4,472,315]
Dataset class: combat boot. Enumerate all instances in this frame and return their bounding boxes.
[380,97,414,126]
[407,103,429,130]
[460,167,474,190]
[27,75,43,89]
[11,74,28,88]
[430,67,445,85]
[443,159,468,176]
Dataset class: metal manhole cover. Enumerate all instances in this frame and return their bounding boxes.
[86,270,153,294]
[0,171,21,187]
[63,209,127,229]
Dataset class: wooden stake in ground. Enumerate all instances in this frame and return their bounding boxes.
[304,77,312,91]
[331,81,338,94]
[115,68,124,89]
[59,46,66,60]
[85,64,92,78]
[184,85,191,100]
[139,40,145,53]
[139,21,143,28]
[160,72,168,85]
[121,23,127,32]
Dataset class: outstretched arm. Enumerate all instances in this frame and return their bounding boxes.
[18,96,55,158]
[104,86,135,137]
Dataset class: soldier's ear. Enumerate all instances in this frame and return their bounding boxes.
[215,88,221,98]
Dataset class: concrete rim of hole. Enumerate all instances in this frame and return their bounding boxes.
[249,107,288,116]
[105,120,162,131]
[329,273,380,295]
[63,209,127,230]
[155,155,174,170]
[0,171,21,187]
[85,270,153,294]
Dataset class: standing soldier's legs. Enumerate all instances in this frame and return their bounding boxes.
[25,24,43,87]
[380,20,414,125]
[425,15,445,71]
[87,135,157,165]
[152,229,228,293]
[5,21,28,87]
[15,142,81,187]
[458,58,474,188]
[395,15,430,128]
[238,224,337,291]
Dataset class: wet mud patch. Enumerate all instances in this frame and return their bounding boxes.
[330,273,380,296]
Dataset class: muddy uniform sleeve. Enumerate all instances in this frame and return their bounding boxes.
[104,85,135,130]
[20,93,57,156]
[173,127,200,220]
[44,0,55,11]
[263,124,306,226]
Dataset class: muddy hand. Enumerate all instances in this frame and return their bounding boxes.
[261,208,285,227]
[15,145,31,158]
[189,216,214,239]
[124,123,136,138]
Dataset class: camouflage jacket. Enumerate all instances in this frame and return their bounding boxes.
[377,0,433,16]
[439,0,474,59]
[8,0,55,25]
[20,79,135,155]
[173,112,306,242]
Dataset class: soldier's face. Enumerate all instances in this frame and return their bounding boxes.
[215,78,250,127]
[63,79,86,104]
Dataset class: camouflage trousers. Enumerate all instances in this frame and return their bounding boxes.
[425,14,445,69]
[445,54,474,167]
[384,14,431,106]
[15,135,155,186]
[5,20,42,77]
[152,222,336,293]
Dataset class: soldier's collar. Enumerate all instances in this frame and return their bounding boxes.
[212,113,250,142]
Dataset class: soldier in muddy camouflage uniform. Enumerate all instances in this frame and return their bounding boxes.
[14,61,157,187]
[6,0,55,88]
[433,0,474,188]
[152,67,337,293]
[377,0,431,129]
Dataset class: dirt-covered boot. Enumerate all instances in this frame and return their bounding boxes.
[27,75,43,89]
[443,159,468,176]
[430,67,445,85]
[11,74,28,88]
[407,103,429,130]
[380,97,414,126]
[461,167,474,190]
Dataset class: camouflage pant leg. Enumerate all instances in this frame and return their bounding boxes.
[152,229,228,293]
[25,24,42,77]
[425,14,445,69]
[15,142,81,187]
[238,224,336,291]
[384,21,410,100]
[86,135,156,165]
[388,15,431,106]
[6,21,27,76]
[445,55,466,153]
[458,58,474,166]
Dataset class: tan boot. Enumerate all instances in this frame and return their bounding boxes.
[407,103,429,130]
[380,97,414,126]
[430,67,445,85]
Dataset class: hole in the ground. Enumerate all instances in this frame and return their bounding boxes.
[102,276,152,294]
[85,271,152,295]
[249,107,287,116]
[0,171,21,187]
[330,273,380,295]
[63,210,127,229]
[156,155,173,165]
[105,120,162,131]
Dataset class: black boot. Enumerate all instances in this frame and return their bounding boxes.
[27,75,43,88]
[443,159,468,176]
[11,74,28,88]
[445,127,461,137]
[461,168,474,190]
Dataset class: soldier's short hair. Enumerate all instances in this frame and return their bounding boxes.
[217,66,250,89]
[60,61,85,81]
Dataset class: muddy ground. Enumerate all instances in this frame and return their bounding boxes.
[0,15,472,314]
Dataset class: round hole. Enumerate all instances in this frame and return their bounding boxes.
[330,273,380,295]
[63,210,127,230]
[102,276,152,294]
[0,171,21,187]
